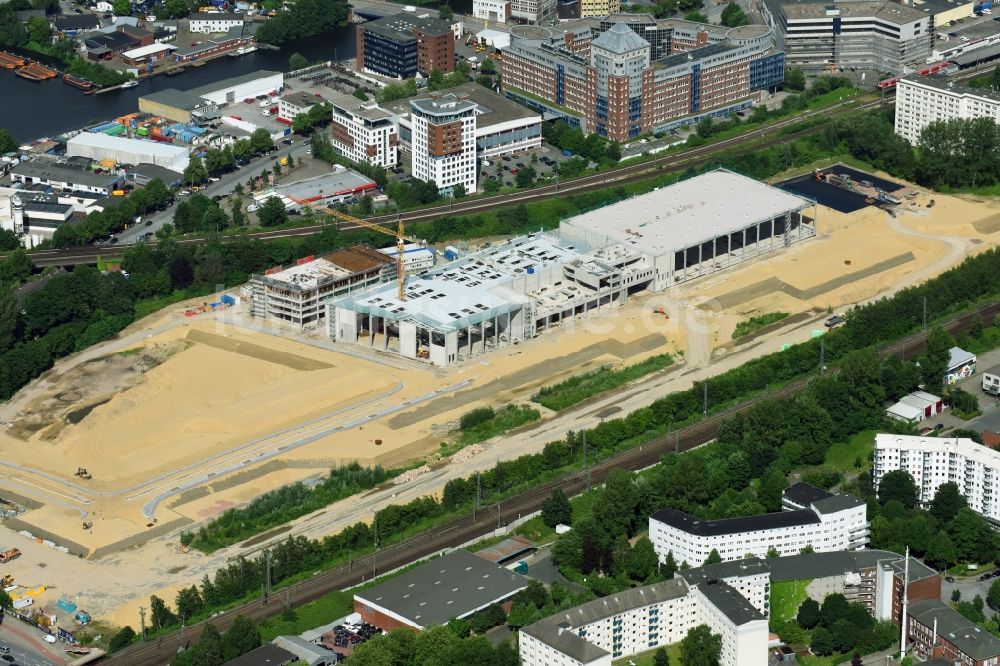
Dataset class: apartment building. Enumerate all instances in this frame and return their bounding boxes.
[774,0,932,72]
[356,14,454,79]
[908,599,1000,666]
[895,76,1000,144]
[328,95,399,168]
[519,579,767,666]
[277,91,327,124]
[649,486,868,566]
[409,95,477,195]
[501,20,783,140]
[874,433,1000,523]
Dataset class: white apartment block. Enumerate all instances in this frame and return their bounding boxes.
[329,95,399,169]
[894,76,1000,145]
[874,433,1000,522]
[409,95,477,195]
[519,579,766,666]
[278,91,327,124]
[649,487,868,567]
[188,11,245,33]
[473,0,510,23]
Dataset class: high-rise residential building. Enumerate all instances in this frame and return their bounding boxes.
[356,14,455,79]
[409,95,477,195]
[771,0,932,72]
[501,19,783,140]
[328,95,399,168]
[874,433,1000,522]
[894,76,1000,144]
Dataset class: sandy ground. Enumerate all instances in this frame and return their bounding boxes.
[0,178,998,630]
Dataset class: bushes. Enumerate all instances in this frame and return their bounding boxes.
[458,404,540,445]
[732,312,790,339]
[460,406,495,431]
[533,354,674,411]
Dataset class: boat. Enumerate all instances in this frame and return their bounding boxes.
[120,79,139,88]
[228,45,257,57]
[63,74,93,90]
[14,67,44,81]
[14,62,56,81]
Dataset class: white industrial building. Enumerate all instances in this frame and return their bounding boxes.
[983,364,1000,395]
[874,433,1000,524]
[895,76,1000,145]
[519,578,767,666]
[409,94,478,195]
[278,91,328,124]
[65,133,190,172]
[188,11,245,33]
[473,0,510,23]
[559,169,816,288]
[9,161,122,195]
[187,70,283,106]
[328,95,399,168]
[649,485,868,567]
[885,390,943,424]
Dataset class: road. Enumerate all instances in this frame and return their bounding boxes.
[108,299,1000,665]
[0,620,64,666]
[18,95,885,267]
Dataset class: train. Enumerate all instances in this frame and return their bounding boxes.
[878,60,958,89]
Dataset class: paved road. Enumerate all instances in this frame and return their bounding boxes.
[0,620,64,666]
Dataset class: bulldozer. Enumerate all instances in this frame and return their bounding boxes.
[75,468,91,480]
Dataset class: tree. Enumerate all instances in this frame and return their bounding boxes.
[949,507,996,563]
[250,128,275,154]
[697,117,715,139]
[149,594,177,629]
[108,626,136,653]
[952,588,962,602]
[921,325,955,388]
[25,15,50,43]
[811,626,836,656]
[930,482,967,524]
[766,546,780,559]
[481,58,496,75]
[831,618,859,653]
[0,589,10,610]
[257,196,288,228]
[785,67,806,91]
[988,579,1000,611]
[877,470,918,508]
[820,593,850,627]
[653,647,670,666]
[439,3,453,20]
[515,165,536,189]
[483,178,501,193]
[757,467,786,511]
[704,548,722,565]
[0,289,18,355]
[222,615,261,660]
[413,625,461,666]
[230,199,246,227]
[796,598,821,629]
[183,155,208,186]
[925,531,958,570]
[175,585,203,620]
[353,87,368,101]
[680,624,722,666]
[452,183,467,198]
[720,2,748,26]
[684,9,708,21]
[540,488,572,528]
[288,52,308,70]
[0,129,17,155]
[851,654,863,666]
[627,537,659,581]
[663,549,678,579]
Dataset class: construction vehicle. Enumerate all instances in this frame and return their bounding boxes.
[1,574,11,587]
[290,198,419,301]
[0,549,20,564]
[75,468,91,480]
[82,521,92,530]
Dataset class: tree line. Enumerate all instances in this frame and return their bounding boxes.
[254,0,349,45]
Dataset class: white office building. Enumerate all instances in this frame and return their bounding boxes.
[519,579,767,666]
[473,0,510,23]
[509,0,555,23]
[188,11,245,33]
[328,95,399,168]
[649,486,868,567]
[874,433,1000,523]
[409,94,477,195]
[895,76,1000,144]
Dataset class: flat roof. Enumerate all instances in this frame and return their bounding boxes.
[362,12,453,41]
[651,506,820,536]
[383,83,541,128]
[474,535,537,564]
[67,132,189,157]
[782,482,833,507]
[282,91,326,109]
[224,643,295,666]
[122,42,176,59]
[781,0,927,22]
[127,163,183,182]
[330,94,395,123]
[901,74,1000,100]
[188,70,281,97]
[697,580,766,625]
[190,11,245,20]
[140,88,211,110]
[324,245,394,274]
[949,346,976,367]
[354,549,528,628]
[11,161,120,188]
[275,169,376,202]
[888,402,924,419]
[562,170,812,257]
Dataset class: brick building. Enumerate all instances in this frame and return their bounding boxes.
[501,17,784,140]
[356,13,454,79]
[908,599,1000,665]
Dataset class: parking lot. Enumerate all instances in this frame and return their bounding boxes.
[481,144,578,189]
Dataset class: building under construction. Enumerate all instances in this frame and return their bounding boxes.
[245,245,395,328]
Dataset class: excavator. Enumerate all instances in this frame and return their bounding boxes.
[75,467,91,480]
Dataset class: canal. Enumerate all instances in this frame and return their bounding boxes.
[0,24,358,142]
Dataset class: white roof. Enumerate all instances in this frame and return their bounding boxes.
[122,42,176,58]
[886,403,923,421]
[560,169,813,257]
[910,390,941,403]
[899,395,932,410]
[876,433,1000,469]
[66,132,188,158]
[949,346,976,368]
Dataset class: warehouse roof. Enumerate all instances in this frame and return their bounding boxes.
[140,88,211,110]
[354,549,528,628]
[650,506,820,536]
[11,161,120,189]
[126,163,183,184]
[275,169,376,203]
[560,169,813,257]
[949,346,976,368]
[85,31,136,50]
[696,580,765,625]
[52,13,100,30]
[67,132,189,159]
[224,643,295,666]
[188,70,281,97]
[121,42,176,59]
[910,600,1000,661]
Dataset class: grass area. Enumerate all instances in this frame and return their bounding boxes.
[133,285,217,320]
[533,354,675,411]
[257,590,354,641]
[458,404,541,446]
[799,653,851,666]
[823,430,876,473]
[805,86,861,110]
[115,347,144,357]
[771,578,813,623]
[948,561,995,576]
[612,642,681,666]
[732,312,790,339]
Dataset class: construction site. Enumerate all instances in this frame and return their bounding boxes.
[0,165,998,633]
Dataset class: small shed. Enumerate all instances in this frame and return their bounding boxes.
[886,401,924,424]
[946,346,977,384]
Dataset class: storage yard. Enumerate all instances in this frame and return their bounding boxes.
[0,166,999,629]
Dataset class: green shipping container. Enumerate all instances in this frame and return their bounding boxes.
[104,125,126,136]
[136,127,150,136]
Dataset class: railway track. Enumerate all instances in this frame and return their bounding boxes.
[23,96,885,267]
[111,294,999,665]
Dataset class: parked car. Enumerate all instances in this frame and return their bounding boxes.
[43,634,56,644]
[145,219,153,226]
[825,315,845,328]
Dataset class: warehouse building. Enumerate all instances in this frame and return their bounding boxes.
[649,485,868,567]
[10,161,122,195]
[246,245,394,328]
[356,13,455,79]
[559,169,815,288]
[138,88,220,124]
[187,70,283,105]
[681,549,940,627]
[353,549,528,631]
[885,390,944,424]
[520,578,767,666]
[874,433,1000,524]
[66,132,190,171]
[948,345,977,384]
[501,20,784,139]
[770,0,932,72]
[120,42,176,66]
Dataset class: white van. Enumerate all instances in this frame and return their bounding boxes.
[259,99,271,108]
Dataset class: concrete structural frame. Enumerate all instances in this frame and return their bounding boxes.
[874,433,1000,524]
[895,76,1000,144]
[649,486,869,567]
[519,579,767,666]
[559,169,816,288]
